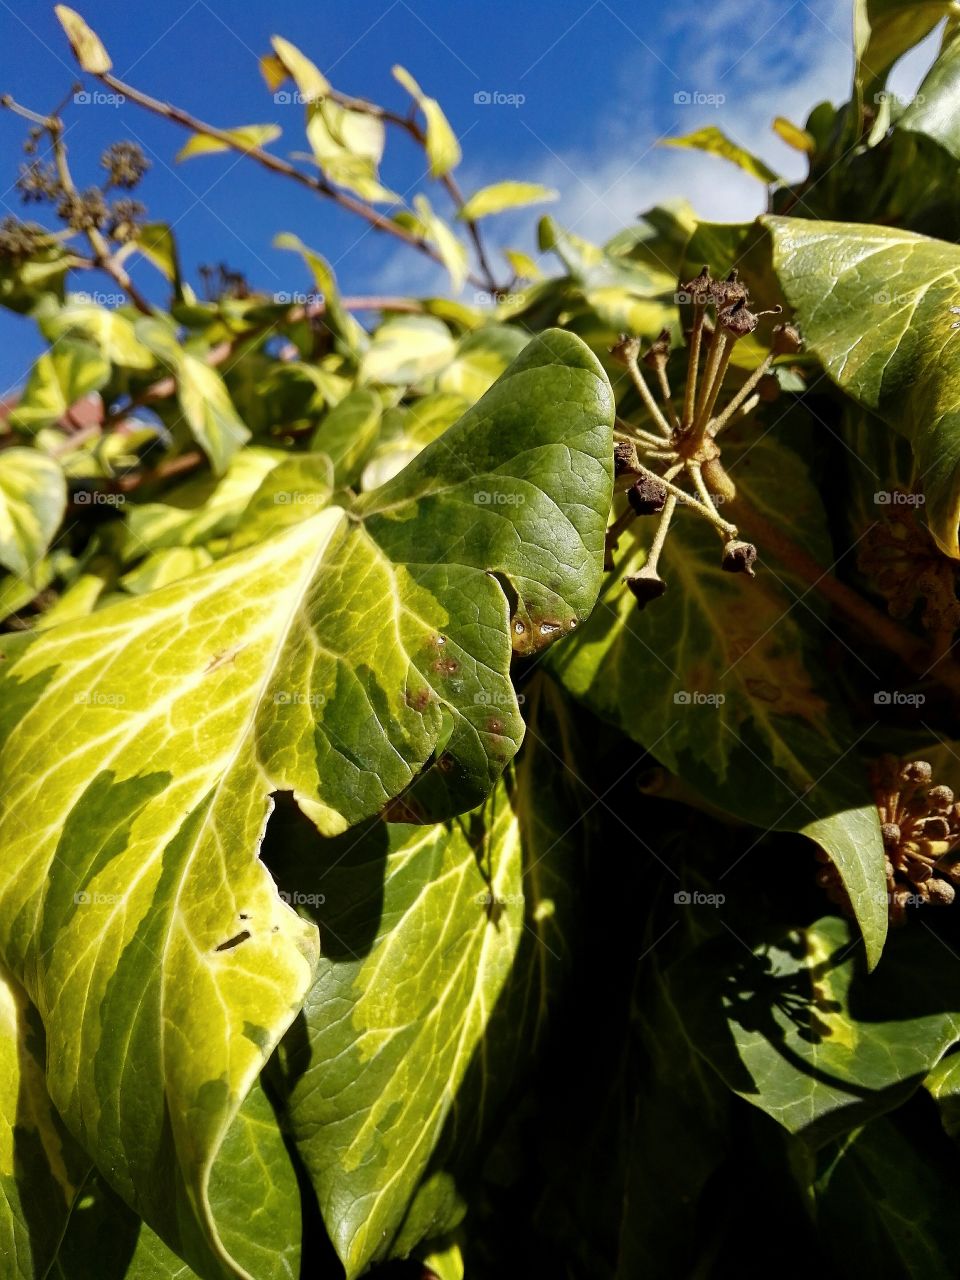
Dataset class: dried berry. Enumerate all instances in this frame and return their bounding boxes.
[627,474,667,516]
[108,197,146,243]
[771,322,802,355]
[626,569,666,609]
[101,141,149,189]
[900,760,933,786]
[929,785,954,811]
[610,333,642,366]
[613,440,641,480]
[0,216,45,262]
[721,539,757,577]
[57,187,109,232]
[16,160,59,204]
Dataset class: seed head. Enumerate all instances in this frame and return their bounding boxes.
[721,539,757,577]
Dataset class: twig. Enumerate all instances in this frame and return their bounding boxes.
[93,69,488,290]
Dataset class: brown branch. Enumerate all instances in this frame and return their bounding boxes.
[731,493,960,698]
[94,70,489,290]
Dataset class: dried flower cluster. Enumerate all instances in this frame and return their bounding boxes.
[9,135,149,247]
[607,267,800,609]
[858,507,960,638]
[817,757,960,925]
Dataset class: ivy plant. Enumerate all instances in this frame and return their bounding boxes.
[6,3,960,1277]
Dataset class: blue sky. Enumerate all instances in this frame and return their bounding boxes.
[0,0,936,389]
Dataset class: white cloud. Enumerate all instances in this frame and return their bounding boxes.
[368,0,944,297]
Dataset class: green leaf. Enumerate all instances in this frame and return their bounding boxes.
[765,213,960,557]
[813,1117,960,1280]
[504,248,542,281]
[359,314,457,385]
[548,425,888,967]
[275,676,581,1276]
[662,126,779,183]
[175,125,281,162]
[229,454,333,551]
[305,101,395,202]
[437,324,529,401]
[392,65,461,176]
[41,300,155,369]
[854,0,954,99]
[772,116,815,153]
[460,181,558,221]
[0,965,90,1278]
[9,340,109,432]
[135,223,183,291]
[674,915,960,1147]
[278,781,525,1276]
[0,448,67,581]
[270,34,331,101]
[0,330,612,1270]
[136,320,251,474]
[122,447,285,556]
[309,387,381,485]
[119,546,214,594]
[412,194,469,292]
[54,4,111,72]
[274,232,368,357]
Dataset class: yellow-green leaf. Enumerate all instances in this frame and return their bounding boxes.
[54,4,111,72]
[176,124,281,162]
[392,64,461,176]
[459,181,559,221]
[662,126,779,183]
[773,115,815,153]
[270,34,331,101]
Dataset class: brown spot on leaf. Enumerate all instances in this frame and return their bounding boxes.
[486,716,505,735]
[405,686,431,712]
[745,678,781,703]
[215,929,251,952]
[433,656,459,676]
